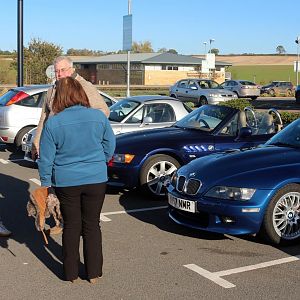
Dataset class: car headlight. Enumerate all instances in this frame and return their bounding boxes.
[112,153,135,164]
[170,171,178,187]
[208,93,221,97]
[205,186,256,201]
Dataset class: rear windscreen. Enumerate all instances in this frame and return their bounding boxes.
[0,90,18,106]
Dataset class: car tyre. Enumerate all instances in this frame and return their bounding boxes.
[140,154,181,198]
[15,126,35,149]
[250,96,258,100]
[259,184,300,245]
[170,94,177,99]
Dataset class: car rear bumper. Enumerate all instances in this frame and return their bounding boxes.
[0,127,18,143]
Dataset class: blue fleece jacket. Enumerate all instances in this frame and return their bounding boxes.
[37,105,116,187]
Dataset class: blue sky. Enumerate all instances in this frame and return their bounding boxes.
[1,0,300,55]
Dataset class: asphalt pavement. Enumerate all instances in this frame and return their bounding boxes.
[0,144,300,300]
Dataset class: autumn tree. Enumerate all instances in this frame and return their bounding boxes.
[132,41,153,53]
[21,38,63,84]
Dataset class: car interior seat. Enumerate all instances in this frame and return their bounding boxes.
[257,114,275,134]
[238,111,247,130]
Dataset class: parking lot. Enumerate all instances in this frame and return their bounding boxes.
[0,141,300,300]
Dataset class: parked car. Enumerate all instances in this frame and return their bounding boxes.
[22,95,192,159]
[295,85,300,103]
[108,104,283,197]
[0,85,116,149]
[260,81,294,96]
[220,80,260,100]
[168,117,300,245]
[169,79,237,106]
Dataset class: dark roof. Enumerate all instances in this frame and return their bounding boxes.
[70,53,231,67]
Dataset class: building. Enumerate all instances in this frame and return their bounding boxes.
[71,52,232,86]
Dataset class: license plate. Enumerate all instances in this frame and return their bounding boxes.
[168,194,196,213]
[22,144,30,152]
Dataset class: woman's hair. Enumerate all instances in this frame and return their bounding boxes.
[52,77,90,113]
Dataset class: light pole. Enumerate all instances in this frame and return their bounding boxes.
[127,0,131,97]
[209,38,215,53]
[296,36,300,86]
[203,42,207,55]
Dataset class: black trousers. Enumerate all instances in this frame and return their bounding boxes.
[55,182,106,281]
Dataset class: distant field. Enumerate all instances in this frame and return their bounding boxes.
[227,65,296,85]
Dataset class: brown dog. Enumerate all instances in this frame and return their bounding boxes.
[27,187,62,244]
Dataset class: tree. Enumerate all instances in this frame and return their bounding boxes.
[66,48,105,56]
[21,38,63,84]
[167,49,178,54]
[132,41,153,53]
[210,48,219,55]
[276,45,286,54]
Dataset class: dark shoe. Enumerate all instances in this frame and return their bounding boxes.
[0,222,11,237]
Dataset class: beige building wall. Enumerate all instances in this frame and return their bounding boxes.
[144,70,225,85]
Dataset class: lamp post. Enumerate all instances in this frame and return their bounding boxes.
[203,42,207,55]
[209,38,215,53]
[17,0,24,86]
[296,36,300,86]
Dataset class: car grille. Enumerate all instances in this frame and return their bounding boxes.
[176,175,202,195]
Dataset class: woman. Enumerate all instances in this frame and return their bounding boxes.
[37,77,115,283]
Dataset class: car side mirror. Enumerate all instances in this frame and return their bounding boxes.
[237,126,252,138]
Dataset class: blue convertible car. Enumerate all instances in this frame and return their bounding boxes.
[168,118,300,245]
[108,104,282,197]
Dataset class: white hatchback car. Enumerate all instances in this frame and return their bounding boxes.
[0,85,116,149]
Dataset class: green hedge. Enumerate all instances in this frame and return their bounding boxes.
[220,98,300,125]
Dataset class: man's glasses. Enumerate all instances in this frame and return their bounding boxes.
[54,67,72,74]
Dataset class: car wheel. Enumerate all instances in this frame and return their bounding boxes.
[15,126,35,149]
[250,96,258,100]
[269,89,275,97]
[260,184,300,245]
[198,96,207,107]
[140,154,181,197]
[170,94,177,99]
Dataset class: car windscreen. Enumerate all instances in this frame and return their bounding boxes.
[174,105,234,131]
[109,99,140,122]
[266,119,300,149]
[239,81,256,86]
[0,89,18,106]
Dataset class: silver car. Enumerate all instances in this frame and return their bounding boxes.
[23,95,192,161]
[0,85,116,149]
[169,78,237,106]
[220,80,261,100]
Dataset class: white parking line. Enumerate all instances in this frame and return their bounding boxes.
[100,205,168,222]
[0,158,25,164]
[29,178,41,186]
[184,255,300,289]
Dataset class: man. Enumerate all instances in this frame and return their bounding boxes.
[32,56,109,159]
[32,56,110,235]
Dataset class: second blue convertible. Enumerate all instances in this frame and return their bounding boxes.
[168,118,300,245]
